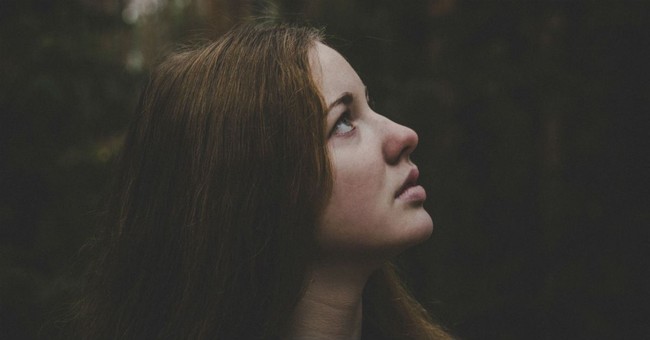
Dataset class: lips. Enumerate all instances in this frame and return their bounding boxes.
[395,167,420,198]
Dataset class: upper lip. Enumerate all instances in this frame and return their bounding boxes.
[395,167,419,198]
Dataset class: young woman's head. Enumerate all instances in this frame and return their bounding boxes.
[312,41,433,267]
[78,22,448,339]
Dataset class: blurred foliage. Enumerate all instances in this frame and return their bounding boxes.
[1,1,140,338]
[1,0,648,339]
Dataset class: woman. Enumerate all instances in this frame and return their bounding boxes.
[77,22,451,339]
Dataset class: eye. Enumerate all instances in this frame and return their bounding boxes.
[331,111,355,136]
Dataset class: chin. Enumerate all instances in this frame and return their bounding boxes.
[316,209,434,266]
[400,207,434,243]
[367,209,434,263]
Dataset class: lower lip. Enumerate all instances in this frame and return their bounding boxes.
[396,185,426,202]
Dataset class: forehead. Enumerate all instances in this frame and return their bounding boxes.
[309,42,364,102]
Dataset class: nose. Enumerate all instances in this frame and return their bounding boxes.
[381,117,419,165]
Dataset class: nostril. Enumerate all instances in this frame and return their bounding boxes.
[382,121,419,164]
[398,126,418,160]
[406,127,419,150]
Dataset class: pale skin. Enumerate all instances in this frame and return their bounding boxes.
[286,43,434,339]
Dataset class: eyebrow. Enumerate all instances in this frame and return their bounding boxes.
[327,92,353,112]
[326,86,368,113]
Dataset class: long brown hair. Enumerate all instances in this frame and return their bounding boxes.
[76,22,451,339]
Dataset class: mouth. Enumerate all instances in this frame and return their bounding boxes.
[395,167,420,198]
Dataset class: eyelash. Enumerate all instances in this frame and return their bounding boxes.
[331,110,356,136]
[329,89,374,137]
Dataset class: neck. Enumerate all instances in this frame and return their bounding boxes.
[287,261,376,340]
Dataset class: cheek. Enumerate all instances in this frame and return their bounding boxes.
[329,145,385,195]
[328,147,386,214]
[317,149,389,249]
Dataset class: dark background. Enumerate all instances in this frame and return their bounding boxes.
[1,0,648,339]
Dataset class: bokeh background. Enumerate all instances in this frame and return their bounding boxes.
[1,0,648,339]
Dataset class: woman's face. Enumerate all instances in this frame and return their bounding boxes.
[311,43,433,263]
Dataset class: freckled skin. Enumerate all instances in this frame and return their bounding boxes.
[312,43,433,265]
